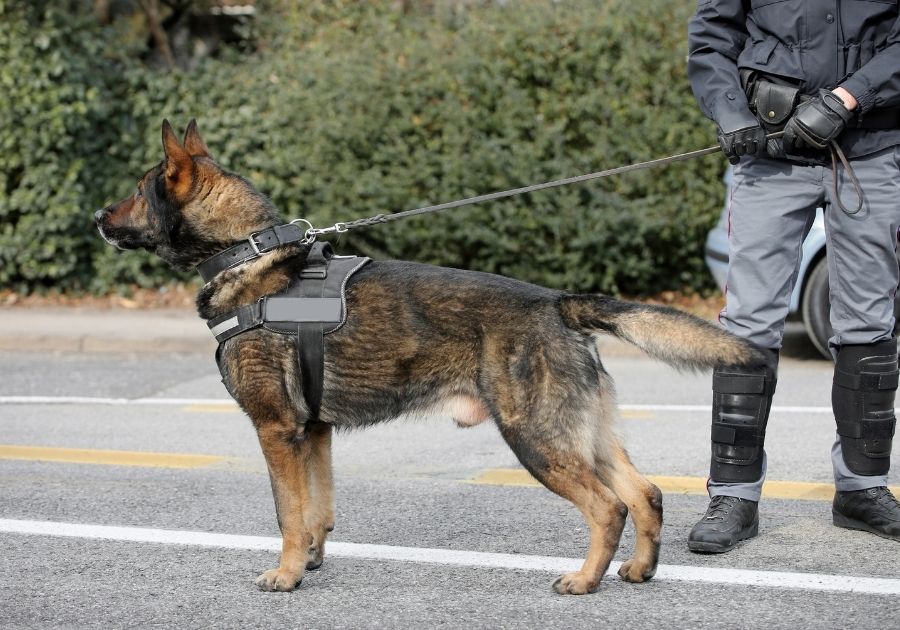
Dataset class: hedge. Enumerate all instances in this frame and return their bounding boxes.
[0,0,727,296]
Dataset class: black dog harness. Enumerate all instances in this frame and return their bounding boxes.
[204,240,370,419]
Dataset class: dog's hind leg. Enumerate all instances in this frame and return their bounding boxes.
[600,445,663,583]
[498,427,627,594]
[254,422,316,592]
[304,422,334,571]
[535,455,626,594]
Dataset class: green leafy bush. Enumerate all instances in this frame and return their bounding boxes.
[0,0,726,296]
[0,0,177,292]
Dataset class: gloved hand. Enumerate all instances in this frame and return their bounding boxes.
[716,110,766,165]
[783,89,854,151]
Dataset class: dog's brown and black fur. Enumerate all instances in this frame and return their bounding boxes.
[96,120,764,594]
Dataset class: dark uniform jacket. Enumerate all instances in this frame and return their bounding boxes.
[688,0,900,158]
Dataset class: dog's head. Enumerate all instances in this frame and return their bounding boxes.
[95,119,279,270]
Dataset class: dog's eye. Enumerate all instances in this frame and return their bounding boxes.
[135,188,143,200]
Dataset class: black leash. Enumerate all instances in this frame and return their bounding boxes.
[199,139,731,281]
[197,131,866,283]
[303,130,863,239]
[305,142,729,239]
[829,140,865,215]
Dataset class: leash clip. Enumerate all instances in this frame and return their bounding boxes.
[295,219,349,243]
[314,221,348,236]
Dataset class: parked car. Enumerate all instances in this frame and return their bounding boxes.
[704,169,900,360]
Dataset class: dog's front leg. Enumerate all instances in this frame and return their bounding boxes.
[304,422,334,571]
[254,423,315,592]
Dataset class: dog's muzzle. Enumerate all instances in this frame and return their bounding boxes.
[95,209,123,249]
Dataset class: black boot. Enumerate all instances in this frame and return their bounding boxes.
[833,487,900,541]
[688,495,759,553]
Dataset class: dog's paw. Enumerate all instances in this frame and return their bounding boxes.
[255,568,302,592]
[551,572,599,595]
[306,543,325,571]
[305,527,331,570]
[617,559,656,583]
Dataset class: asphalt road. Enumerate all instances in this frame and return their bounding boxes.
[1,327,898,629]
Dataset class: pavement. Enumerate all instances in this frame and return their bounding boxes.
[0,307,217,354]
[4,331,897,629]
[7,306,900,628]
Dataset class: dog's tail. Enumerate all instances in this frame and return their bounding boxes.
[559,293,765,370]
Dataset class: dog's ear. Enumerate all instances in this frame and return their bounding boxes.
[161,119,193,194]
[183,118,211,159]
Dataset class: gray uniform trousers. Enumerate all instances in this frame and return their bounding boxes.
[711,145,900,501]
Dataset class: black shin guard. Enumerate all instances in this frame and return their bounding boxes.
[833,339,898,476]
[710,350,778,484]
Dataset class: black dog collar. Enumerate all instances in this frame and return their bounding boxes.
[196,222,311,283]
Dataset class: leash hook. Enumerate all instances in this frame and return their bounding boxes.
[300,220,348,242]
[290,218,318,244]
[315,221,348,235]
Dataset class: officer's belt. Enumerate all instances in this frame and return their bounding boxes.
[745,72,900,131]
[206,242,370,420]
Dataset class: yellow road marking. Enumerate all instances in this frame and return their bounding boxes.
[469,468,900,502]
[3,445,896,501]
[619,410,656,420]
[471,468,540,487]
[182,403,240,413]
[0,445,229,469]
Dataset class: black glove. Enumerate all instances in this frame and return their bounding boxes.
[716,110,766,165]
[783,89,853,151]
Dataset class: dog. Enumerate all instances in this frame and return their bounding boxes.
[95,119,763,594]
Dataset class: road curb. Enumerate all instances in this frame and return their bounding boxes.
[0,335,216,355]
[3,335,641,357]
[0,305,643,357]
[0,307,215,355]
[3,336,642,356]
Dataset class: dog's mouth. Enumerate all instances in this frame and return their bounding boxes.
[95,222,125,250]
[95,211,151,251]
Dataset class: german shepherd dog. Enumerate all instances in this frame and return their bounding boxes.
[96,120,763,594]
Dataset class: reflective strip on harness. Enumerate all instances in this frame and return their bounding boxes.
[209,316,240,338]
[207,301,263,344]
[264,297,342,323]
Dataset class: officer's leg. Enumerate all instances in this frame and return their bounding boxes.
[824,146,900,541]
[689,157,822,553]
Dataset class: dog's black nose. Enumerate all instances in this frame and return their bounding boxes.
[94,210,104,225]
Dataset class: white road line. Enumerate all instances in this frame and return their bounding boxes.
[1,518,898,595]
[0,396,230,406]
[0,396,842,414]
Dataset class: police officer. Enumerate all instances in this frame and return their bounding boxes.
[687,0,900,552]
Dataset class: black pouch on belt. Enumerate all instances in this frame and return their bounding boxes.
[742,70,802,158]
